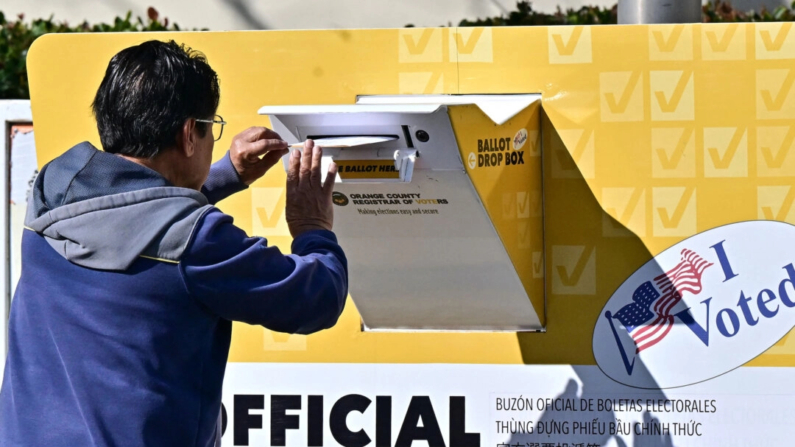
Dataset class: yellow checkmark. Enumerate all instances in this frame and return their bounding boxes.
[656,187,695,229]
[757,23,795,59]
[604,71,643,114]
[453,28,493,62]
[252,187,290,237]
[549,26,592,64]
[654,70,693,113]
[761,69,795,112]
[757,69,795,119]
[516,191,540,218]
[657,128,693,170]
[554,128,593,170]
[703,24,746,60]
[707,127,746,170]
[652,128,695,178]
[399,29,442,63]
[606,188,644,224]
[758,126,795,176]
[650,25,692,60]
[706,24,738,52]
[556,245,595,287]
[456,28,484,54]
[760,23,793,52]
[403,29,435,55]
[760,186,795,221]
[532,252,544,278]
[652,25,684,52]
[552,27,584,56]
[760,126,795,169]
[603,187,646,237]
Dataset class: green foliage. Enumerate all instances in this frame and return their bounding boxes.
[459,2,616,26]
[703,0,795,22]
[458,1,795,27]
[4,2,795,99]
[0,8,186,99]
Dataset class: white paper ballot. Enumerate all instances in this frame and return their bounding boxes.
[289,136,397,148]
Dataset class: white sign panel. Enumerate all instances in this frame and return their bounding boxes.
[220,363,795,447]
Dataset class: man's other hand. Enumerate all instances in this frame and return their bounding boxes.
[229,127,289,185]
[285,140,338,237]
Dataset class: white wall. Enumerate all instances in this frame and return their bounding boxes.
[2,0,789,31]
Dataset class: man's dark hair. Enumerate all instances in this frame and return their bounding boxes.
[92,40,220,158]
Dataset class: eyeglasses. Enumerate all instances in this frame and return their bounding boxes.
[195,115,227,141]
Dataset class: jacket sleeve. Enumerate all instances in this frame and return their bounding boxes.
[200,152,248,205]
[179,208,348,334]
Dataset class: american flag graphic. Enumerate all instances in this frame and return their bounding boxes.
[612,249,713,353]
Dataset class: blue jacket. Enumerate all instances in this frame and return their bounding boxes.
[0,142,348,446]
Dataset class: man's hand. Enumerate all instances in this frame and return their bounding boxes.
[229,127,289,185]
[286,140,338,237]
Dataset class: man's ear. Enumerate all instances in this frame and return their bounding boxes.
[176,119,197,158]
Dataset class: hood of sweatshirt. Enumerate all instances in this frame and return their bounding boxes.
[25,142,213,271]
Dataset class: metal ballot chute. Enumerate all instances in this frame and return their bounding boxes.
[260,95,544,331]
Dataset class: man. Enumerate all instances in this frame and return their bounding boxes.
[0,40,347,446]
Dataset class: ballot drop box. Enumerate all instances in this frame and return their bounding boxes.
[261,95,544,331]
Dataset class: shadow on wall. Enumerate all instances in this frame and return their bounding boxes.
[220,0,270,29]
[507,376,675,447]
[504,112,675,446]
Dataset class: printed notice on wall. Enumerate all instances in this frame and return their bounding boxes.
[491,393,722,446]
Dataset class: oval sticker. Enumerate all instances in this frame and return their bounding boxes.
[593,221,795,389]
[512,128,528,151]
